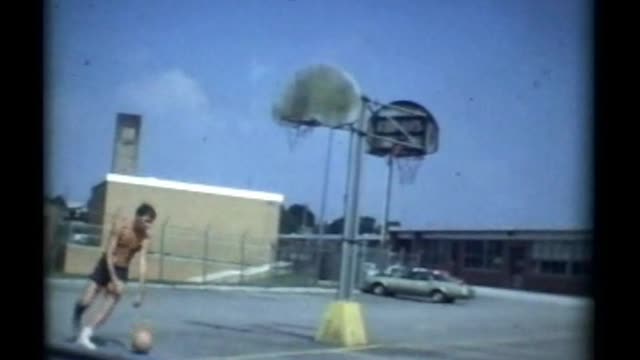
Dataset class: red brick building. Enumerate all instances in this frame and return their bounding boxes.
[388,229,591,296]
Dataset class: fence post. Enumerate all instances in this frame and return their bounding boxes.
[159,220,168,282]
[239,234,246,285]
[308,237,316,286]
[202,225,209,284]
[52,220,72,274]
[271,241,277,282]
[64,220,74,243]
[314,239,321,286]
[358,239,368,288]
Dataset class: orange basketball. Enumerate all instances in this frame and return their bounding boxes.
[131,328,153,353]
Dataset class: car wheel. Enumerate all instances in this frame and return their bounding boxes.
[372,283,387,296]
[431,290,446,303]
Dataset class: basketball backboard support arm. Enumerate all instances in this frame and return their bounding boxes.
[365,132,424,151]
[384,115,421,147]
[364,97,430,117]
[367,98,424,148]
[363,98,429,153]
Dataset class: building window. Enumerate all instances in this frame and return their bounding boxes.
[571,261,591,276]
[537,260,568,275]
[572,242,592,261]
[532,240,591,276]
[463,241,484,268]
[463,240,503,270]
[421,239,444,267]
[486,241,504,270]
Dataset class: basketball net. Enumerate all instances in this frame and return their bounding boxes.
[286,125,314,152]
[392,145,423,185]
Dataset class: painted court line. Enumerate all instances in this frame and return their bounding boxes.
[186,333,578,360]
[187,345,384,360]
[448,343,552,359]
[387,332,579,353]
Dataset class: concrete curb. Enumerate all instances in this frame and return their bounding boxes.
[46,278,591,305]
[46,278,337,294]
[474,286,592,306]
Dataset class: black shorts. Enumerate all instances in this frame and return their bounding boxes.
[89,254,129,287]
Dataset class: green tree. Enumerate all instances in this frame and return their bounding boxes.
[327,217,344,234]
[278,205,297,234]
[374,220,402,234]
[327,216,393,235]
[279,204,317,234]
[358,216,378,234]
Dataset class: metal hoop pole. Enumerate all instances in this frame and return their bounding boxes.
[337,101,367,300]
[317,129,334,236]
[381,154,394,247]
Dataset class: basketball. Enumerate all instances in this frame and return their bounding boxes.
[131,328,153,353]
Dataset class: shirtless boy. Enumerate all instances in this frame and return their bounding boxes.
[72,203,156,350]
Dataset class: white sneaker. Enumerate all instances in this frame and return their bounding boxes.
[76,327,96,350]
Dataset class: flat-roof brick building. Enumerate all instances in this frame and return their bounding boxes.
[65,173,285,283]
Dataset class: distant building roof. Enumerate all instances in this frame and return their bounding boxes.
[66,201,85,209]
[105,173,285,203]
[390,228,591,241]
[45,196,67,208]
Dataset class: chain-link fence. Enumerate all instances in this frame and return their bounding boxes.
[47,219,426,288]
[274,236,424,286]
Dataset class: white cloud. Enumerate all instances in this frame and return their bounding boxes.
[116,69,217,133]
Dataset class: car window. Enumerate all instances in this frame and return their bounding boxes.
[389,268,407,277]
[408,271,432,281]
[433,274,449,281]
[433,272,459,282]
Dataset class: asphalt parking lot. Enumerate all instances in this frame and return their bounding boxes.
[46,279,592,359]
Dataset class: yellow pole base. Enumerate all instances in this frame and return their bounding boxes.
[315,301,368,347]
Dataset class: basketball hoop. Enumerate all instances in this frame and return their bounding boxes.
[396,156,423,185]
[273,64,363,153]
[391,144,423,185]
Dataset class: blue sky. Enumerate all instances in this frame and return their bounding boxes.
[45,0,593,229]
